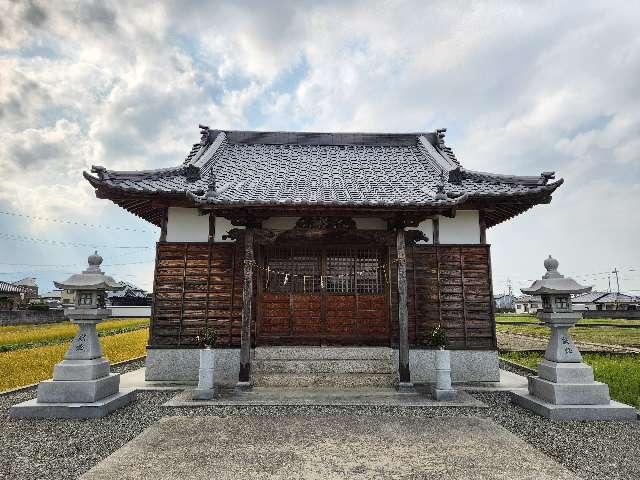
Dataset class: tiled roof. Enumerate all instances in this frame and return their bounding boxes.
[571,291,607,303]
[594,292,638,304]
[572,291,638,304]
[107,281,148,298]
[84,127,563,226]
[0,281,28,294]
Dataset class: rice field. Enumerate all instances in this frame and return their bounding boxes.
[0,319,149,392]
[496,322,640,348]
[501,351,640,409]
[0,317,149,352]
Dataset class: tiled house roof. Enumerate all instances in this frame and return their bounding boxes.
[0,281,29,294]
[84,127,563,227]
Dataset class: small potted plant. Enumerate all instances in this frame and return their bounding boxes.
[430,324,456,400]
[192,326,217,400]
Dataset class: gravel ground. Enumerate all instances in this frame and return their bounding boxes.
[1,362,638,480]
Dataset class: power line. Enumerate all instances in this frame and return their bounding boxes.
[0,232,151,249]
[0,260,153,267]
[0,210,153,233]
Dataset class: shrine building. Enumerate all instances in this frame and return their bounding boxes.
[84,127,562,387]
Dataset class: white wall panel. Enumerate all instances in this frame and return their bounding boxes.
[166,207,208,242]
[438,210,480,244]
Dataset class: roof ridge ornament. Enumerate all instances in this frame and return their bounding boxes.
[540,171,556,185]
[207,167,218,197]
[182,164,201,182]
[435,172,448,201]
[199,124,215,147]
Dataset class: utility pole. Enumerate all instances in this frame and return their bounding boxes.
[612,268,620,310]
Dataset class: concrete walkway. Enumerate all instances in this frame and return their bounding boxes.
[80,415,579,480]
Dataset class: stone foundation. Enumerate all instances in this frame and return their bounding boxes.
[405,349,500,383]
[146,347,499,384]
[145,348,240,386]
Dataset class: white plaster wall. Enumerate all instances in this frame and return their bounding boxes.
[406,219,433,244]
[438,210,480,244]
[166,207,209,242]
[215,217,245,242]
[109,306,151,317]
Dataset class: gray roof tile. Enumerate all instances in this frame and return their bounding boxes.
[84,128,563,224]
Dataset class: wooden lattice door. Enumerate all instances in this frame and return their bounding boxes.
[257,245,389,346]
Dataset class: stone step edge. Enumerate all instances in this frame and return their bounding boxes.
[253,373,396,388]
[253,361,395,375]
[253,347,394,361]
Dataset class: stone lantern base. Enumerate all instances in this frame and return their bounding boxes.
[511,360,637,421]
[9,389,136,419]
[10,317,136,418]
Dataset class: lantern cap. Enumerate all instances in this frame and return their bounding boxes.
[521,255,592,295]
[53,251,124,291]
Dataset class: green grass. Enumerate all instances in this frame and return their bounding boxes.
[0,318,149,352]
[496,315,542,324]
[0,328,149,391]
[578,318,640,326]
[496,323,640,347]
[497,314,640,326]
[501,351,640,409]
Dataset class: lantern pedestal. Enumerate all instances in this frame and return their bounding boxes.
[10,311,136,418]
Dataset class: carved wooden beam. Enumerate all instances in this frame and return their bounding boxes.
[404,229,429,246]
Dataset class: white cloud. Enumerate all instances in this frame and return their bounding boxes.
[0,0,639,292]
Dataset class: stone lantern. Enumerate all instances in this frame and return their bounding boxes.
[11,252,136,418]
[511,255,636,420]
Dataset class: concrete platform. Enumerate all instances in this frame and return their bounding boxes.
[80,416,580,480]
[164,386,486,408]
[119,367,192,390]
[119,367,528,393]
[511,389,638,421]
[10,390,136,419]
[459,369,529,392]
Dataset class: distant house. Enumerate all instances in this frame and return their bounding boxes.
[572,291,639,311]
[494,293,515,311]
[11,277,38,301]
[514,295,542,314]
[0,281,28,310]
[107,281,151,306]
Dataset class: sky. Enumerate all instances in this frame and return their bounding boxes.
[0,0,639,296]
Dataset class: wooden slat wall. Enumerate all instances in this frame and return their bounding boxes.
[390,244,496,350]
[149,242,495,350]
[150,242,244,348]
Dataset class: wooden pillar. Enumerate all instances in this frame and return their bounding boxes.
[159,208,168,242]
[238,228,254,385]
[396,228,411,385]
[432,217,440,244]
[479,210,487,244]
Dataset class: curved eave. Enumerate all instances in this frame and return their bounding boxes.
[480,178,564,228]
[84,171,564,228]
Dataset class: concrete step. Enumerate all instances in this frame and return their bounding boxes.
[253,359,395,375]
[252,373,396,388]
[253,347,394,361]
